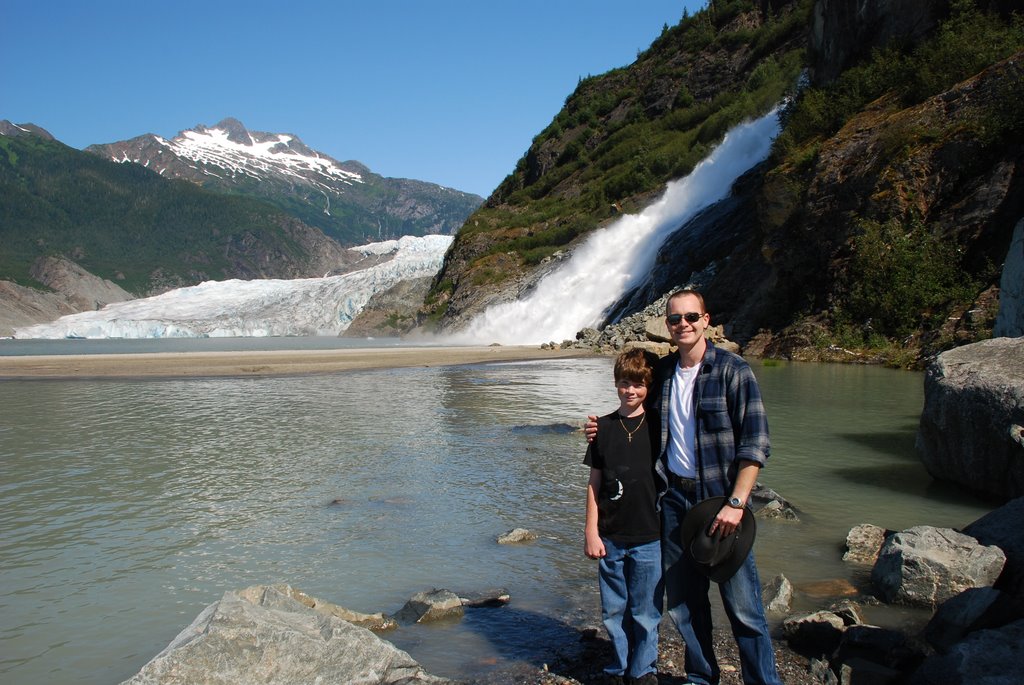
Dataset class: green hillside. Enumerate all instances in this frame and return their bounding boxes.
[0,134,338,294]
[426,0,811,315]
[424,0,1023,364]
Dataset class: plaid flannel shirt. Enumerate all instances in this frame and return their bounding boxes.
[651,343,771,503]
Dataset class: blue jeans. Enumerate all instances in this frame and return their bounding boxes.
[661,486,781,685]
[598,537,663,678]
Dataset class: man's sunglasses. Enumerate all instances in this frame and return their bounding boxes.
[667,312,703,325]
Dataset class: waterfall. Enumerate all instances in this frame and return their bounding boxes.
[451,109,782,345]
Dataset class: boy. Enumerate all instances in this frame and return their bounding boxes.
[584,348,662,685]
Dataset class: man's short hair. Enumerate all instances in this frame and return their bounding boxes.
[614,348,657,386]
[666,288,706,315]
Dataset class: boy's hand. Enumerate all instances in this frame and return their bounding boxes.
[585,531,606,559]
[584,415,599,443]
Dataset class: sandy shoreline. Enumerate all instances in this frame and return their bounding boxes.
[0,345,592,379]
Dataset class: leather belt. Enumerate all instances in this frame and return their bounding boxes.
[668,472,697,492]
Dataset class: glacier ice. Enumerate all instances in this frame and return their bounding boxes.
[15,235,452,339]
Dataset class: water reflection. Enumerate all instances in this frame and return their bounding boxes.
[0,357,992,684]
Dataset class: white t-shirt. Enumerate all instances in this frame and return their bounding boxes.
[666,361,699,477]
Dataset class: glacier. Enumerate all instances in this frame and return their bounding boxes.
[15,235,452,339]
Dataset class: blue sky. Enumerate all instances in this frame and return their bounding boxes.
[2,1,706,198]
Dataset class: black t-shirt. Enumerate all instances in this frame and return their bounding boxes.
[584,410,661,544]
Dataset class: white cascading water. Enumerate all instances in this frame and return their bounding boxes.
[449,109,782,346]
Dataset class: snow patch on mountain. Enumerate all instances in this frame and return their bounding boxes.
[105,118,364,194]
[15,235,452,339]
[164,126,364,186]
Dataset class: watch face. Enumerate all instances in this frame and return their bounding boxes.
[729,497,742,508]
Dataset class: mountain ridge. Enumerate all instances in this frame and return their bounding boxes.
[86,118,482,245]
[0,129,351,308]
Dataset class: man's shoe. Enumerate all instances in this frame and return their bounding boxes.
[630,673,658,685]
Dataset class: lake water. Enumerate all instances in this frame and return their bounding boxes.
[0,343,993,684]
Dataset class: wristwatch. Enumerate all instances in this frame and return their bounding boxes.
[727,496,744,509]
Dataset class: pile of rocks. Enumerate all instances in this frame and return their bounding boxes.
[541,293,739,356]
[775,496,1024,684]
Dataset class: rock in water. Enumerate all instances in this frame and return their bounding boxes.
[497,528,538,544]
[120,585,447,684]
[394,589,465,624]
[871,526,1006,608]
[843,523,890,564]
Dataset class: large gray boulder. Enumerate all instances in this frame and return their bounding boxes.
[871,526,1005,608]
[915,337,1024,501]
[923,587,1019,654]
[994,218,1023,337]
[910,618,1024,685]
[963,496,1024,599]
[121,585,447,684]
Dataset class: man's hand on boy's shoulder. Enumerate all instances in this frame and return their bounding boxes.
[584,415,598,443]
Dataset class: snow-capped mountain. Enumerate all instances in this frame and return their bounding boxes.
[86,118,482,245]
[90,117,365,193]
[15,235,453,339]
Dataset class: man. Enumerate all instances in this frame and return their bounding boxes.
[588,289,781,685]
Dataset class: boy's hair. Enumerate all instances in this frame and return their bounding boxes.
[613,348,657,386]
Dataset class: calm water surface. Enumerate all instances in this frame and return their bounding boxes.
[0,346,992,684]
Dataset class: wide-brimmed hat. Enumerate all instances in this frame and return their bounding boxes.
[681,496,756,583]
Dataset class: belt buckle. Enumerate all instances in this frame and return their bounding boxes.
[672,473,696,491]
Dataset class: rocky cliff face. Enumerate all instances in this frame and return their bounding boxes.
[0,257,137,337]
[0,282,81,338]
[731,48,1023,357]
[342,277,434,338]
[421,0,1022,366]
[808,0,946,84]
